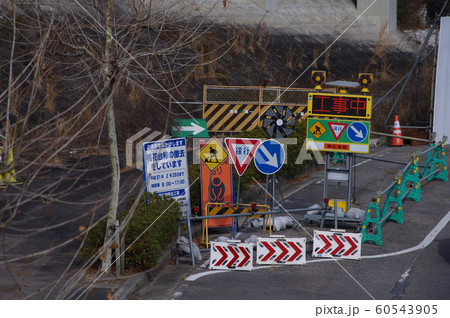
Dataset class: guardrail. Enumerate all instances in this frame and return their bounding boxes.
[360,135,448,245]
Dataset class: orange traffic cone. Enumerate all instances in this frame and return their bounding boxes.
[391,115,405,146]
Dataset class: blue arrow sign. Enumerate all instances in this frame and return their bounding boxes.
[347,122,368,143]
[254,139,285,175]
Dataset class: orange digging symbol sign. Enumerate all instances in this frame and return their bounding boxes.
[198,138,228,171]
[309,121,326,139]
[200,160,234,228]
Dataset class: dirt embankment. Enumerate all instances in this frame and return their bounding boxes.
[0,3,423,154]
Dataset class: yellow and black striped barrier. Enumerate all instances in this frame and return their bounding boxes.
[203,103,261,132]
[208,203,269,217]
[201,202,271,246]
[203,85,335,132]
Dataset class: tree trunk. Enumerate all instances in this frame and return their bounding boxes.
[101,0,120,273]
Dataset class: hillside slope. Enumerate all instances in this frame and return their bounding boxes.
[0,1,426,151]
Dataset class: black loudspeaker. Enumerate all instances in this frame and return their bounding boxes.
[311,71,326,90]
[358,73,373,92]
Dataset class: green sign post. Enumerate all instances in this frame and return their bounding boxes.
[171,119,209,138]
[306,118,371,153]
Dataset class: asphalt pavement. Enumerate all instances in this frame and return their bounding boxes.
[133,142,450,300]
[0,153,142,299]
[1,142,449,301]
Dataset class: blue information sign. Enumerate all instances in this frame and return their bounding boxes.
[254,139,285,175]
[142,137,191,217]
[347,122,368,143]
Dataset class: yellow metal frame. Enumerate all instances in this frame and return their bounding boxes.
[328,199,349,213]
[307,92,372,119]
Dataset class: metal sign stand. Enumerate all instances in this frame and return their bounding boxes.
[184,205,196,266]
[323,152,354,215]
[267,174,285,210]
[264,175,269,206]
[304,152,361,228]
[263,174,274,235]
[206,170,213,234]
[236,175,241,204]
[262,174,285,210]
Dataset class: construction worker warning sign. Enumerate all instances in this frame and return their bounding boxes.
[197,138,229,172]
[308,121,326,139]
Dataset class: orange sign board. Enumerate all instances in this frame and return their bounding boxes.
[324,143,350,151]
[201,150,234,228]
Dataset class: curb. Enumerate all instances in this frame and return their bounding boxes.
[112,224,203,300]
[112,243,176,300]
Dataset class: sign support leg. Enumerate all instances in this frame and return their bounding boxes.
[236,174,241,204]
[264,174,269,206]
[319,152,330,229]
[186,206,196,266]
[319,208,326,230]
[234,175,241,236]
[203,171,213,248]
[272,174,276,211]
[263,174,269,235]
[323,152,329,201]
[347,153,354,210]
[334,200,338,229]
[275,177,285,204]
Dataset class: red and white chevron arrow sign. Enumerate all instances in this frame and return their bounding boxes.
[256,237,306,265]
[312,230,362,260]
[210,242,253,271]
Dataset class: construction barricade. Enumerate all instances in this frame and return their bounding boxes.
[361,135,448,245]
[179,202,336,266]
[202,202,271,247]
[257,236,306,265]
[202,85,335,133]
[210,240,253,271]
[312,230,362,260]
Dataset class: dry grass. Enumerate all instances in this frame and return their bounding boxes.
[312,46,319,69]
[323,45,331,70]
[364,23,394,78]
[128,85,139,110]
[285,44,295,70]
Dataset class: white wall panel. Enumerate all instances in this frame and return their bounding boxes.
[433,17,450,145]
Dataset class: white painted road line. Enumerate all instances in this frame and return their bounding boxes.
[185,211,450,282]
[362,210,450,259]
